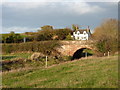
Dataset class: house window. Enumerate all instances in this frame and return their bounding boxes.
[77,37,79,40]
[84,33,86,35]
[84,37,86,39]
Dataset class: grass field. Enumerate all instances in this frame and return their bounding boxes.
[2,53,33,61]
[2,55,118,88]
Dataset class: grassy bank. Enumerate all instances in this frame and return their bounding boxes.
[2,55,118,88]
[2,52,33,61]
[2,52,72,71]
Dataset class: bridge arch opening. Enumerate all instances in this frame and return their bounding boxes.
[71,48,93,60]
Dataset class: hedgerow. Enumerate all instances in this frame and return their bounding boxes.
[2,41,60,55]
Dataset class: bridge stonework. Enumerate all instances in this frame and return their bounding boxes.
[57,40,95,56]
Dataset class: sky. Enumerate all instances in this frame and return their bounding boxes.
[1,0,118,33]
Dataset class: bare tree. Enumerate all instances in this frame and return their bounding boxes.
[93,19,118,55]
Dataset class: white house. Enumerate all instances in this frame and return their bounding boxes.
[72,28,91,40]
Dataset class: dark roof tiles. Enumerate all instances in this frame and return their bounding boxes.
[74,29,90,34]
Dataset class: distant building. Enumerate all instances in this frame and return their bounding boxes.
[71,27,91,40]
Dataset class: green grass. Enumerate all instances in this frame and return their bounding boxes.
[2,55,118,88]
[2,53,33,61]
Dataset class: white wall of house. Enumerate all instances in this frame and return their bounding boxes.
[73,31,89,40]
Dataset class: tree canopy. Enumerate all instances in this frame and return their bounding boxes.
[93,18,118,55]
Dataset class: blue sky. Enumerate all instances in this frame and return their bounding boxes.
[2,0,118,33]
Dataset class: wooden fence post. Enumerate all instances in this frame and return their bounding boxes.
[108,51,110,57]
[104,53,105,56]
[85,52,87,58]
[23,37,26,43]
[45,56,48,68]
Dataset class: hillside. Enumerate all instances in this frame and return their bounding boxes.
[2,55,118,88]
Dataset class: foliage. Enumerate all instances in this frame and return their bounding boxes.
[41,25,53,31]
[66,33,73,40]
[93,19,118,55]
[2,32,24,43]
[34,27,72,41]
[2,41,60,55]
[72,24,79,31]
[36,25,54,40]
[55,28,72,40]
[4,44,12,53]
[34,30,54,41]
[1,25,73,43]
[30,52,45,61]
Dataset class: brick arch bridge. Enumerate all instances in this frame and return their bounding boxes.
[57,40,96,56]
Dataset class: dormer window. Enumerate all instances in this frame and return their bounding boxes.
[77,31,80,35]
[83,31,86,35]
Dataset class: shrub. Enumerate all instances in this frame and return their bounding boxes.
[30,52,45,61]
[93,19,118,55]
[2,41,60,56]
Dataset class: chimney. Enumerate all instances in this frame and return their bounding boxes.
[76,25,78,31]
[88,26,89,29]
[87,26,90,32]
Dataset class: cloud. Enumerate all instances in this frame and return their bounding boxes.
[2,0,67,9]
[2,1,105,15]
[2,0,119,2]
[72,2,105,15]
[2,26,38,33]
[2,2,49,10]
[2,2,117,33]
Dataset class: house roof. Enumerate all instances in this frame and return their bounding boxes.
[73,29,91,34]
